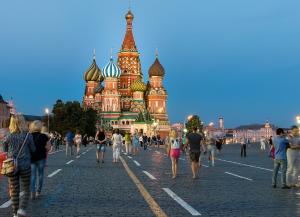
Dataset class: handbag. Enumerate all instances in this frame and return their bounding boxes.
[1,133,29,177]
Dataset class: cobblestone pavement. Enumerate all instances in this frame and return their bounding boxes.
[1,144,299,217]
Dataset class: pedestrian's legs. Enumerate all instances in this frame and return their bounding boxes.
[30,163,37,195]
[66,143,69,156]
[37,159,46,193]
[19,168,31,213]
[70,144,74,155]
[244,145,247,157]
[9,174,20,215]
[116,147,120,162]
[281,160,288,187]
[272,160,280,186]
[287,149,297,186]
[240,145,243,157]
[113,147,116,162]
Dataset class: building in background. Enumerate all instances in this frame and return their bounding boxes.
[82,9,170,137]
[233,121,275,143]
[0,95,11,128]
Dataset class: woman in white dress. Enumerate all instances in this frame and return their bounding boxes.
[74,130,82,155]
[111,129,123,163]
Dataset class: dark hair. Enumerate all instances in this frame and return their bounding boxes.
[291,125,298,130]
[276,128,284,135]
[116,129,120,134]
[193,126,198,132]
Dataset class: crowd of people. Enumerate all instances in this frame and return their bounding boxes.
[1,113,300,216]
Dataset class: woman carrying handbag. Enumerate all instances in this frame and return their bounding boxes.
[1,115,35,217]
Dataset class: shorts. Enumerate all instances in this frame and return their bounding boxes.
[170,149,180,159]
[190,151,201,162]
[97,144,106,152]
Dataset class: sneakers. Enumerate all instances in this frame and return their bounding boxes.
[31,192,36,200]
[281,185,291,189]
[272,184,276,188]
[36,192,41,198]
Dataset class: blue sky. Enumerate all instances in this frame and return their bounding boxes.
[0,0,300,128]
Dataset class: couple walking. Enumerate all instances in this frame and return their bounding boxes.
[167,127,205,179]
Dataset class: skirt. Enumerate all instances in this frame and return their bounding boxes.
[170,149,180,159]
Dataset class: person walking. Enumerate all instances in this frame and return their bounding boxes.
[29,120,51,200]
[240,137,247,157]
[206,135,216,167]
[132,130,140,155]
[124,132,131,155]
[74,130,82,156]
[186,127,204,179]
[260,137,266,151]
[95,128,106,164]
[286,126,300,188]
[112,129,123,163]
[82,134,88,148]
[143,133,148,150]
[169,131,180,179]
[2,115,36,217]
[272,128,290,189]
[65,130,74,156]
[139,133,143,147]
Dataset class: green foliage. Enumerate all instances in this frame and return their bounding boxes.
[185,115,204,134]
[50,100,97,136]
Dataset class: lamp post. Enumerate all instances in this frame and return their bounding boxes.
[45,108,50,132]
[296,115,300,125]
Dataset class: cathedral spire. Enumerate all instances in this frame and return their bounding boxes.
[121,9,137,52]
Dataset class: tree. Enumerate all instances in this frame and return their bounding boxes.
[185,115,204,134]
[50,100,97,136]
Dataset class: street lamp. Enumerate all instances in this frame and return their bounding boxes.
[296,115,300,125]
[45,108,50,132]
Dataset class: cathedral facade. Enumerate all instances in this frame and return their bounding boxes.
[83,10,170,137]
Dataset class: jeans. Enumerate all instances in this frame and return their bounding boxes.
[31,159,46,193]
[272,159,287,186]
[286,149,300,186]
[66,142,74,156]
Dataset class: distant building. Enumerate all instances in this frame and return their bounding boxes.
[0,95,11,128]
[233,121,275,143]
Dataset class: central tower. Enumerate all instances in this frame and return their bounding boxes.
[118,10,142,111]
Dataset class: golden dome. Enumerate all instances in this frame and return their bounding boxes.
[84,59,101,82]
[131,76,147,92]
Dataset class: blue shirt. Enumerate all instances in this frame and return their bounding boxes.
[273,136,289,160]
[65,131,74,143]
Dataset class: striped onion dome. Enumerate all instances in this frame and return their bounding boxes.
[102,57,122,78]
[148,57,165,77]
[84,58,101,81]
[131,76,147,92]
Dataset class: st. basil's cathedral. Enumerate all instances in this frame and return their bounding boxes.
[82,9,170,137]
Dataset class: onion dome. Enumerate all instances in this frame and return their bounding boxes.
[84,57,101,82]
[131,76,147,92]
[148,56,165,77]
[102,57,122,78]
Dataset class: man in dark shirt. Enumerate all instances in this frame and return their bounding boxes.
[187,126,204,179]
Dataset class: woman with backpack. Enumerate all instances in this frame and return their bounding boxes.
[2,115,36,217]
